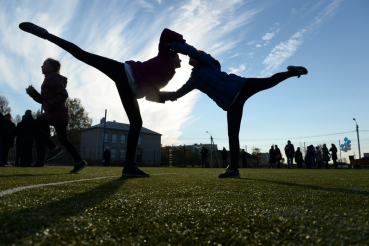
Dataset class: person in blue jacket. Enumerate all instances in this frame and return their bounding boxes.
[160,42,308,178]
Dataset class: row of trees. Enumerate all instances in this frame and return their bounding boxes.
[0,95,92,146]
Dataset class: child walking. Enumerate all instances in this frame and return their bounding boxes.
[160,42,308,178]
[27,58,87,173]
[20,22,185,177]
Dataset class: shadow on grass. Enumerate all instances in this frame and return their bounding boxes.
[242,177,369,197]
[0,177,126,244]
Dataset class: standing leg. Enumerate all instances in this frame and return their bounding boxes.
[227,102,244,171]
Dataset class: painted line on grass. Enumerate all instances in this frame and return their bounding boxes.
[151,173,178,175]
[0,173,178,197]
[0,176,119,197]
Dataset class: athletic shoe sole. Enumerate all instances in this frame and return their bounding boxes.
[19,22,49,39]
[287,66,308,78]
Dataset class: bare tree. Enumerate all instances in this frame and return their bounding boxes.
[0,95,11,115]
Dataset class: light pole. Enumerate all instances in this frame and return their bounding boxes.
[353,118,361,159]
[206,131,213,168]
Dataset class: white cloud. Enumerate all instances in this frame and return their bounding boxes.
[137,0,155,11]
[256,44,262,48]
[0,0,265,145]
[262,32,275,41]
[228,64,246,74]
[260,0,343,76]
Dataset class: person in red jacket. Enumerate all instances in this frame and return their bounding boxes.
[26,58,87,174]
[19,22,185,177]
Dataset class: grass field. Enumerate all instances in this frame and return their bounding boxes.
[0,167,368,245]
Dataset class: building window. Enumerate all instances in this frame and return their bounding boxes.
[120,135,126,144]
[112,134,117,143]
[138,136,142,145]
[104,133,109,143]
[119,149,126,159]
[111,148,117,158]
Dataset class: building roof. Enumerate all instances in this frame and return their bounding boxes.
[82,121,161,136]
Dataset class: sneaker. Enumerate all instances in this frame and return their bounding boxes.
[19,22,49,39]
[70,160,88,174]
[287,65,308,78]
[218,168,240,178]
[122,164,150,178]
[45,147,63,162]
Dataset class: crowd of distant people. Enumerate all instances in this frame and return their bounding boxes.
[269,140,339,169]
[0,107,50,167]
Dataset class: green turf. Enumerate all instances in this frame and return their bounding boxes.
[0,167,368,245]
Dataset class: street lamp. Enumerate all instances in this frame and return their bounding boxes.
[206,131,213,168]
[353,118,361,159]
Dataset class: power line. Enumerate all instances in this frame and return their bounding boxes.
[162,130,360,141]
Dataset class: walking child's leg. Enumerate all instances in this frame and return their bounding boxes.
[54,125,82,163]
[29,117,57,150]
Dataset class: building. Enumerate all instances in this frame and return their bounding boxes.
[80,118,161,166]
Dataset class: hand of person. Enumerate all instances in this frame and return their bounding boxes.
[160,92,177,102]
[145,89,164,103]
[25,85,36,95]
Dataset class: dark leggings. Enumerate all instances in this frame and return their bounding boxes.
[227,71,297,170]
[46,34,141,165]
[29,117,82,162]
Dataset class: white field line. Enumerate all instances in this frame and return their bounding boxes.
[0,173,178,197]
[0,176,119,197]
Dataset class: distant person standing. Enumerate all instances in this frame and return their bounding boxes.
[275,145,282,168]
[15,116,24,166]
[240,149,247,168]
[330,144,338,169]
[19,110,35,167]
[284,140,295,169]
[32,111,50,167]
[322,144,330,169]
[221,147,227,168]
[201,146,208,168]
[0,107,5,166]
[2,114,16,166]
[269,145,276,168]
[304,145,314,169]
[315,146,322,169]
[103,147,111,167]
[295,147,303,169]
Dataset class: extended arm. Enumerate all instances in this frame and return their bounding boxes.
[170,42,214,67]
[160,79,196,102]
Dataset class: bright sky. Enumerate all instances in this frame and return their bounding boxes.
[1,0,368,161]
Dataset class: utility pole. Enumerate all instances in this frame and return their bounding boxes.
[101,109,107,166]
[353,118,361,159]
